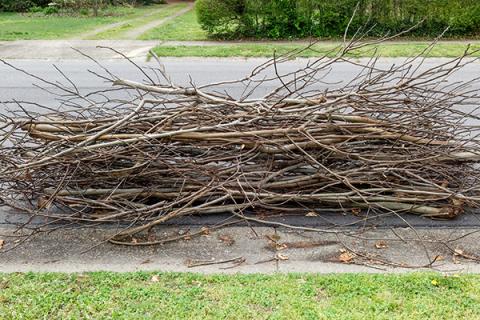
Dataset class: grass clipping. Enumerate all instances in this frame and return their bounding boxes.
[1,39,480,242]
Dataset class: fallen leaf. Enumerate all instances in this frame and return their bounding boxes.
[201,227,210,236]
[451,198,464,207]
[275,253,289,261]
[351,208,361,216]
[131,238,138,244]
[150,275,160,283]
[276,243,288,251]
[0,240,4,249]
[306,211,318,217]
[454,249,464,256]
[218,234,235,246]
[339,251,355,263]
[375,240,388,249]
[183,235,192,241]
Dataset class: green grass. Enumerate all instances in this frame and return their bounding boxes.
[141,8,208,41]
[0,5,168,41]
[91,3,189,40]
[152,42,480,58]
[1,272,479,319]
[0,12,115,40]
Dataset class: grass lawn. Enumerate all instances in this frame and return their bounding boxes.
[152,42,480,58]
[0,5,166,41]
[140,8,208,41]
[90,3,189,40]
[1,272,479,319]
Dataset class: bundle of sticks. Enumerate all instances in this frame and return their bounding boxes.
[1,38,480,240]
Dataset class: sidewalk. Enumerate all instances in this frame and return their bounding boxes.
[2,39,480,60]
[1,224,480,273]
[0,40,160,59]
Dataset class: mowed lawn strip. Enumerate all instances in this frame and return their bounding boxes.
[90,3,189,40]
[140,8,207,41]
[0,5,167,41]
[152,43,480,58]
[0,272,479,319]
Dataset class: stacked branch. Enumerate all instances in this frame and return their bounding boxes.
[1,37,480,241]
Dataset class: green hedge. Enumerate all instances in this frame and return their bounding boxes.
[0,0,164,12]
[196,0,480,39]
[0,0,50,12]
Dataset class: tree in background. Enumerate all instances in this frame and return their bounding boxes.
[196,0,480,39]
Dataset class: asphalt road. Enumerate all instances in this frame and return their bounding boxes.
[2,57,480,107]
[0,58,315,106]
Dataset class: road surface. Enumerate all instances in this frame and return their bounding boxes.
[1,57,480,107]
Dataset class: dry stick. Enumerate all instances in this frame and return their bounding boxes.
[16,99,148,169]
[109,220,241,246]
[187,256,245,268]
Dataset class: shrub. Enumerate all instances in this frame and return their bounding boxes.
[43,5,59,15]
[196,0,246,38]
[138,0,167,4]
[0,0,34,12]
[0,0,162,12]
[0,0,51,12]
[196,0,480,39]
[28,5,43,13]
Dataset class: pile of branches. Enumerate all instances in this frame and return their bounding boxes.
[1,37,480,242]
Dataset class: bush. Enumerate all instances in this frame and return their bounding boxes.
[196,0,246,38]
[43,5,59,15]
[196,0,480,39]
[28,5,43,13]
[0,0,162,12]
[0,0,51,12]
[137,0,167,4]
[0,0,33,11]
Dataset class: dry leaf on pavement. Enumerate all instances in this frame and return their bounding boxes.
[201,227,210,236]
[275,253,289,261]
[375,240,388,249]
[218,234,235,246]
[339,251,355,263]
